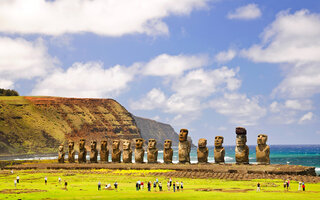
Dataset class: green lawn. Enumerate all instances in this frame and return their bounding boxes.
[0,169,319,200]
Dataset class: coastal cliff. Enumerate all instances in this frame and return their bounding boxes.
[0,96,179,155]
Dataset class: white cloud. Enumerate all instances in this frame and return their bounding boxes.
[242,9,320,98]
[269,100,313,124]
[171,67,241,97]
[143,54,209,77]
[298,112,313,124]
[284,99,312,111]
[227,4,261,20]
[214,49,236,63]
[0,37,56,88]
[209,93,266,125]
[32,62,137,98]
[0,0,208,37]
[130,88,166,110]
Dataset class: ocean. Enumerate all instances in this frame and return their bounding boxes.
[4,144,320,175]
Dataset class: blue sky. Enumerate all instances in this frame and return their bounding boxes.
[1,0,320,145]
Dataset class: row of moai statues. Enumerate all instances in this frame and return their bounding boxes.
[58,127,270,164]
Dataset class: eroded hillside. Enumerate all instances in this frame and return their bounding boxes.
[0,96,140,155]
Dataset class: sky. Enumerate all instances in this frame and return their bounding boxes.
[1,0,320,145]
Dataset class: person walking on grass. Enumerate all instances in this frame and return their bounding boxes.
[159,182,162,191]
[64,180,68,190]
[169,178,172,187]
[153,181,157,192]
[176,181,180,191]
[257,182,260,192]
[286,180,289,191]
[98,181,101,191]
[44,176,48,185]
[114,181,118,191]
[16,175,20,184]
[302,182,305,191]
[298,181,302,191]
[14,179,17,188]
[180,181,183,191]
[58,177,61,184]
[141,181,144,190]
[167,181,170,191]
[173,182,176,192]
[147,181,151,192]
[136,181,139,191]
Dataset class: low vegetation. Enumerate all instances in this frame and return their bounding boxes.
[0,169,319,200]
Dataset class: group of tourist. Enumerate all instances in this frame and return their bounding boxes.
[135,178,183,192]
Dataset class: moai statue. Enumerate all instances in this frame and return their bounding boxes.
[178,129,191,164]
[163,139,173,164]
[134,138,145,163]
[197,138,208,163]
[235,127,249,164]
[147,139,158,163]
[78,139,87,163]
[58,144,65,163]
[122,140,132,163]
[112,139,121,163]
[214,136,225,164]
[68,141,75,163]
[256,134,270,165]
[90,140,98,163]
[100,139,109,162]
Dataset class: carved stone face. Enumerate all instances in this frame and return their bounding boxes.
[59,144,64,152]
[123,140,131,150]
[179,129,188,142]
[198,138,207,148]
[101,140,108,149]
[112,140,120,149]
[148,139,157,149]
[236,135,247,147]
[214,136,224,147]
[257,134,268,145]
[91,141,97,150]
[79,139,86,150]
[68,141,74,150]
[135,138,144,149]
[164,139,172,149]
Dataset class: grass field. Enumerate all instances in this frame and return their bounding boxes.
[0,169,320,200]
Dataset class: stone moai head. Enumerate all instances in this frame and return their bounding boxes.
[79,139,86,150]
[68,141,74,150]
[179,129,189,142]
[123,140,131,150]
[236,127,247,147]
[112,140,120,150]
[59,144,64,152]
[214,136,224,147]
[91,140,97,150]
[257,134,268,145]
[148,139,157,149]
[135,138,144,149]
[101,139,108,150]
[164,139,172,149]
[198,138,207,148]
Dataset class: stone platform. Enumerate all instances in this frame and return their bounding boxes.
[4,163,319,183]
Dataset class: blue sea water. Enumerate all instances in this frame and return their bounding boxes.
[4,145,320,175]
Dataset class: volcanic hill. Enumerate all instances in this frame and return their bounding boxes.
[0,96,179,155]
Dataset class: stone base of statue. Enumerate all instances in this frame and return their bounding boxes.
[147,149,158,163]
[90,149,98,163]
[123,149,132,163]
[163,148,173,164]
[112,149,121,163]
[178,141,191,164]
[214,147,225,164]
[78,150,87,163]
[235,145,249,164]
[135,149,144,163]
